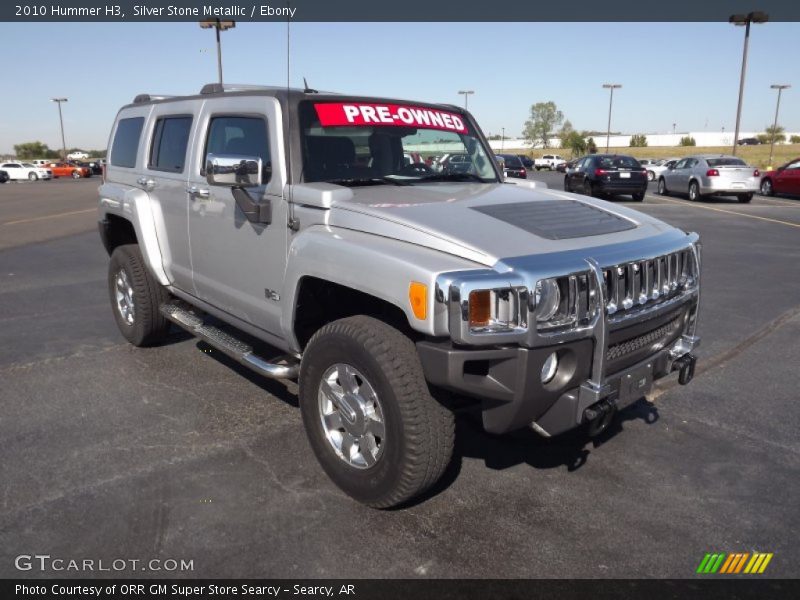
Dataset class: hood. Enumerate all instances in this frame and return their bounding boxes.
[326,182,677,267]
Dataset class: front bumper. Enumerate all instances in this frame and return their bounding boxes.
[418,299,699,436]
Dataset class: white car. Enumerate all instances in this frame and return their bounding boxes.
[645,158,680,182]
[0,162,52,181]
[534,154,566,170]
[67,151,89,160]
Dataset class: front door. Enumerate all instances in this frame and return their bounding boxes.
[186,96,288,338]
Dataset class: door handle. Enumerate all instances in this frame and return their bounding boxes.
[136,177,155,190]
[186,186,210,199]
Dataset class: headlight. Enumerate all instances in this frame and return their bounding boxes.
[534,279,560,321]
[467,287,526,334]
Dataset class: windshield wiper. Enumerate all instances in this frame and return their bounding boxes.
[328,177,410,187]
[416,172,492,183]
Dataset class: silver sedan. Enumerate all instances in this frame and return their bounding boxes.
[657,154,760,203]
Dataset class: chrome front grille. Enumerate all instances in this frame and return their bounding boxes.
[602,249,695,318]
[541,248,696,334]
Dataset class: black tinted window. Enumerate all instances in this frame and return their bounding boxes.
[597,156,640,169]
[149,116,192,172]
[204,116,271,183]
[498,155,522,167]
[707,157,746,167]
[110,117,144,168]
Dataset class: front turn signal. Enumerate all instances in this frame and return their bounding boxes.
[409,282,428,320]
[469,290,491,328]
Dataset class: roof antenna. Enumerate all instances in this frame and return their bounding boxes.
[303,77,318,94]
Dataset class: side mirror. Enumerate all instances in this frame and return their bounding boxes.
[205,153,262,188]
[205,153,270,225]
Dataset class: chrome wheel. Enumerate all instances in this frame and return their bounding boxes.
[647,170,655,181]
[318,363,385,469]
[688,181,699,201]
[760,179,773,196]
[114,268,135,326]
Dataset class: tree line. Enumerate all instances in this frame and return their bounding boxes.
[11,141,105,160]
[520,101,797,154]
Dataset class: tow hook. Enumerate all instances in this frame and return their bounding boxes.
[584,398,617,437]
[672,353,697,385]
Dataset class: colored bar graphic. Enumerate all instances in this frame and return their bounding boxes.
[719,554,736,574]
[758,554,773,573]
[699,551,773,575]
[697,553,713,573]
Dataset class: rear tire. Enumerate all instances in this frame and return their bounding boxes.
[632,191,645,202]
[583,180,595,197]
[647,170,655,182]
[658,178,669,196]
[760,179,773,196]
[299,315,454,508]
[738,193,753,203]
[563,177,571,192]
[688,181,701,202]
[108,244,170,347]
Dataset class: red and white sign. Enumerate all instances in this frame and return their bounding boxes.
[314,102,467,133]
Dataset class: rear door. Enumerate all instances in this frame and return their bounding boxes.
[137,101,196,291]
[186,96,288,337]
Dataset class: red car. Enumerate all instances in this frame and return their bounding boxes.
[47,162,92,179]
[760,158,800,197]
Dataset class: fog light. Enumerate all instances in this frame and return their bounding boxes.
[541,352,558,384]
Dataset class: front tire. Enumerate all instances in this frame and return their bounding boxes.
[760,179,773,196]
[72,170,81,179]
[563,177,571,192]
[108,244,170,347]
[299,316,454,508]
[658,178,669,196]
[28,172,38,181]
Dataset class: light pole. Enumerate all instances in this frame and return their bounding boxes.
[768,84,790,168]
[501,127,505,151]
[51,98,68,160]
[458,90,474,110]
[602,84,622,153]
[729,11,769,155]
[199,18,235,84]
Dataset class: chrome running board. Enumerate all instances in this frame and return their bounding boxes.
[160,301,300,380]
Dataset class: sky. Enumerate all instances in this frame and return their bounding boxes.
[0,21,798,154]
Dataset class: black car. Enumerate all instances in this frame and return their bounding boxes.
[495,153,527,179]
[0,170,8,184]
[516,154,534,169]
[737,137,761,145]
[564,154,647,201]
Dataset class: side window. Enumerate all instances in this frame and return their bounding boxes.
[149,116,192,172]
[110,117,144,168]
[674,159,687,169]
[204,116,271,183]
[685,158,697,168]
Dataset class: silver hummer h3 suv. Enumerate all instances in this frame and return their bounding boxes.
[99,84,701,508]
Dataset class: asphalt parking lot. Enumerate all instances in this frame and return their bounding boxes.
[1,175,798,578]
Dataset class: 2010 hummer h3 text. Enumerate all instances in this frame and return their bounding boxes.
[98,84,701,508]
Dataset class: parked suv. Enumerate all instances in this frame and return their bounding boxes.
[564,154,648,201]
[99,84,701,507]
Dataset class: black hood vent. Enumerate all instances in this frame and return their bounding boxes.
[471,200,636,240]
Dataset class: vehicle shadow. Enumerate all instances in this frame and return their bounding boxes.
[407,397,660,508]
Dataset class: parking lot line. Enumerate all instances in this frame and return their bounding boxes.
[2,208,96,226]
[645,195,800,229]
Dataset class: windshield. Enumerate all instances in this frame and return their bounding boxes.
[707,157,747,167]
[299,100,498,185]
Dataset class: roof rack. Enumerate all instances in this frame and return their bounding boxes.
[133,94,176,104]
[200,83,283,95]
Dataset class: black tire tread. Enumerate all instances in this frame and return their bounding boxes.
[109,244,170,347]
[301,315,454,508]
